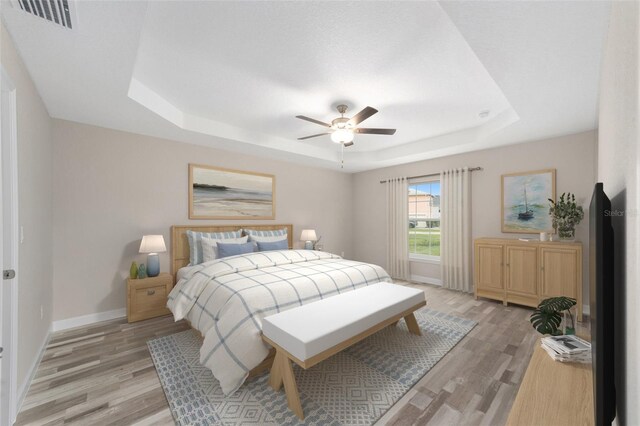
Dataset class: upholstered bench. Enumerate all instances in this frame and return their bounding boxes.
[261,283,427,419]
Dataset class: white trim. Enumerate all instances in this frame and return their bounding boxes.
[1,65,20,425]
[409,255,441,264]
[51,308,126,332]
[16,327,50,417]
[410,274,442,286]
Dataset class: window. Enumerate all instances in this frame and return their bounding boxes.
[408,180,440,260]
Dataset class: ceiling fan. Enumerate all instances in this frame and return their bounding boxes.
[296,104,396,147]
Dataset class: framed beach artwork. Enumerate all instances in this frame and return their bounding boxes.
[188,164,275,220]
[501,169,556,233]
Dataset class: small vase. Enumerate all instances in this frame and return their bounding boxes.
[129,261,138,279]
[563,306,577,335]
[138,264,147,279]
[558,226,575,241]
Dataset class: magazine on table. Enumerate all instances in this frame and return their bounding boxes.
[543,335,590,353]
[541,335,592,363]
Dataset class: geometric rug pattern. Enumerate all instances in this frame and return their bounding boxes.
[147,307,477,425]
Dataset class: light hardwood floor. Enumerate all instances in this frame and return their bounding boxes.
[16,283,579,425]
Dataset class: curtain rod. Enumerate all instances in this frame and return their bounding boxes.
[379,167,483,184]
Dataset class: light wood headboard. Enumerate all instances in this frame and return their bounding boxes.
[171,224,294,281]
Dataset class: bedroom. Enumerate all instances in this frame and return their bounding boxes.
[0,1,638,425]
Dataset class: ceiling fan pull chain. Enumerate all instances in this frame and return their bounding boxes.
[341,142,344,169]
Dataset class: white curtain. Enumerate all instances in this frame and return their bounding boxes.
[440,168,472,292]
[386,177,410,281]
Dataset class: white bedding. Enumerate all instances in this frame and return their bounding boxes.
[176,264,199,282]
[167,249,391,395]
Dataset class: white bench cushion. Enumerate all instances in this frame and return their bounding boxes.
[262,283,425,361]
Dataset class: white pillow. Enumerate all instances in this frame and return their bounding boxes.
[201,235,249,262]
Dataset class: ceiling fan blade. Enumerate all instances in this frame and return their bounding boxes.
[297,133,330,140]
[296,115,331,127]
[355,128,397,135]
[343,141,354,147]
[347,106,378,126]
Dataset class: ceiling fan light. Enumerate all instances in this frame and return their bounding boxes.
[331,129,354,144]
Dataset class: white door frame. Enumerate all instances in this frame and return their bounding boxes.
[0,65,19,426]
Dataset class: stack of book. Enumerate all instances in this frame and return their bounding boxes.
[541,335,592,363]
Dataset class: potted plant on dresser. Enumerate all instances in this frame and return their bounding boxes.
[548,192,584,240]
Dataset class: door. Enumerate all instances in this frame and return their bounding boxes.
[505,245,538,307]
[475,243,504,300]
[0,67,18,426]
[539,247,579,299]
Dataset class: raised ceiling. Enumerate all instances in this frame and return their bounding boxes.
[1,1,610,172]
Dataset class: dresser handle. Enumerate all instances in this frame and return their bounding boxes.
[147,289,156,296]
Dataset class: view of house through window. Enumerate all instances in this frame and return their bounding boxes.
[408,180,441,258]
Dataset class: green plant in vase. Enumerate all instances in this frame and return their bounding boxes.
[548,193,584,240]
[530,296,577,336]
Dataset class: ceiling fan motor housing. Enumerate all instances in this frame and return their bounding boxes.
[332,117,352,129]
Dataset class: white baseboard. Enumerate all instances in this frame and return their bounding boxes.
[410,274,442,286]
[51,308,126,332]
[16,326,51,420]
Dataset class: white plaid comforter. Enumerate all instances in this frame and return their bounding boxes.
[167,250,391,395]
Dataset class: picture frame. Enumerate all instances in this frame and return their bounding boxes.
[188,164,275,220]
[501,169,556,233]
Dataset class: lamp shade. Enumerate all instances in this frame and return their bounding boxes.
[331,129,354,144]
[139,235,166,254]
[300,229,318,242]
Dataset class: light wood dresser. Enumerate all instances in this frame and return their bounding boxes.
[127,272,173,322]
[474,238,583,318]
[506,338,594,426]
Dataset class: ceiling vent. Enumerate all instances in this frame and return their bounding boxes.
[12,0,76,29]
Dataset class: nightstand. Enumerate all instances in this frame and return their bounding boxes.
[127,272,173,323]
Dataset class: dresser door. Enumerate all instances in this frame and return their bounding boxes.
[505,245,539,307]
[475,243,505,301]
[539,247,579,300]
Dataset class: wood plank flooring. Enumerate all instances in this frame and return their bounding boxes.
[15,284,584,425]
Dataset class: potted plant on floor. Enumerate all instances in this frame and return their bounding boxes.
[548,193,584,240]
[530,296,577,336]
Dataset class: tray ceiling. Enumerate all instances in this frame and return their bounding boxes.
[1,1,610,172]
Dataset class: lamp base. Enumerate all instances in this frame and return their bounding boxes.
[147,253,160,277]
[304,241,314,250]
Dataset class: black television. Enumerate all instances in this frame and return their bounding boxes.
[589,182,616,425]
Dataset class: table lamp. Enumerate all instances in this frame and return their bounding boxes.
[139,235,166,277]
[300,229,317,250]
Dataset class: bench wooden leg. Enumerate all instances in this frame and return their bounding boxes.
[404,313,422,336]
[268,350,284,391]
[279,350,304,420]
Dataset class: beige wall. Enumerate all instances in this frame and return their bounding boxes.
[598,2,639,424]
[51,119,354,321]
[352,131,597,311]
[1,24,54,393]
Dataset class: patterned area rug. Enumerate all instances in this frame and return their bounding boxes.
[148,308,476,425]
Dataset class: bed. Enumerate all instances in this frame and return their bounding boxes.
[167,224,392,395]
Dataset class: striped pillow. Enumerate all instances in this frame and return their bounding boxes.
[186,230,242,265]
[243,228,288,238]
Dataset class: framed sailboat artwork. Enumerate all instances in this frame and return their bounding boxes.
[501,169,556,233]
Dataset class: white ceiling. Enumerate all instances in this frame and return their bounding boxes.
[1,1,610,172]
